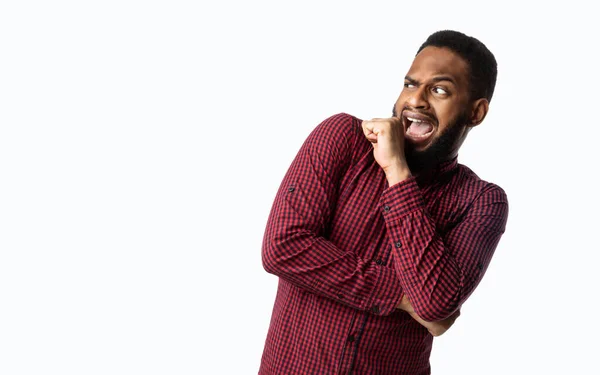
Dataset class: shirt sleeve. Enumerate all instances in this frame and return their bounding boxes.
[262,113,404,316]
[379,176,509,321]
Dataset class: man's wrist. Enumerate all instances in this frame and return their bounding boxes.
[384,162,412,186]
[395,294,414,313]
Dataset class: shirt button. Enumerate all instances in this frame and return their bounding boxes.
[383,205,390,212]
[348,335,355,342]
[395,241,402,248]
[288,187,295,192]
[371,305,380,314]
[375,258,383,265]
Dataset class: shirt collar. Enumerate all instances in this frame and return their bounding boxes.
[414,156,459,186]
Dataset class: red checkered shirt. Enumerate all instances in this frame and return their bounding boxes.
[260,113,509,374]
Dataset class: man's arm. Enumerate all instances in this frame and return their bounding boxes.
[381,178,508,321]
[261,113,404,316]
[362,117,508,322]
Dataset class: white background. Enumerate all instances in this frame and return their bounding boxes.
[1,1,598,374]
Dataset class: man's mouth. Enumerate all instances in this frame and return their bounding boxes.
[402,111,435,143]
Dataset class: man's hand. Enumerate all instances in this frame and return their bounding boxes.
[397,295,461,337]
[361,117,411,185]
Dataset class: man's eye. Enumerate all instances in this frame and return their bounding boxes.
[404,83,415,88]
[433,87,448,94]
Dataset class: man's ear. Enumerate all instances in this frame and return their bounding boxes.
[468,98,489,128]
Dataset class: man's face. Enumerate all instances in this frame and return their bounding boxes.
[392,46,472,171]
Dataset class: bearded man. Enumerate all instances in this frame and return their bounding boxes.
[259,30,509,375]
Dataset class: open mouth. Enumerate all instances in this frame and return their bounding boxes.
[402,111,436,143]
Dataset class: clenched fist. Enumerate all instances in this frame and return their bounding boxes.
[362,117,412,184]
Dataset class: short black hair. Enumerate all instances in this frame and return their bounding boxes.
[417,30,497,103]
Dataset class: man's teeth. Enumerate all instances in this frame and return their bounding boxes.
[407,117,422,123]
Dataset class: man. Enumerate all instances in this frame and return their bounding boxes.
[259,30,508,375]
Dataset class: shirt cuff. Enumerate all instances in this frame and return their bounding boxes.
[365,265,404,316]
[379,176,425,221]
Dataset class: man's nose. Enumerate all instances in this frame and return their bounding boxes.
[406,87,429,109]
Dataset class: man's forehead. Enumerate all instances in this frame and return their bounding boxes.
[406,46,469,84]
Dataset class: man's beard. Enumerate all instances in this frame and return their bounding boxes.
[395,108,469,173]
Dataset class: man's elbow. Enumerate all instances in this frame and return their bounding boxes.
[261,237,285,276]
[261,241,277,275]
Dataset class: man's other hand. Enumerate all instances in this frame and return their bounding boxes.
[397,295,461,337]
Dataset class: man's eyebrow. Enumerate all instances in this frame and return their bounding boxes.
[431,75,457,85]
[404,75,419,84]
[404,75,457,86]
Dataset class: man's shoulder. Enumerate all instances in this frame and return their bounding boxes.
[308,112,371,154]
[316,112,363,133]
[455,163,508,203]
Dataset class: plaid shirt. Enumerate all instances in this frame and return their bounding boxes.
[259,113,509,374]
